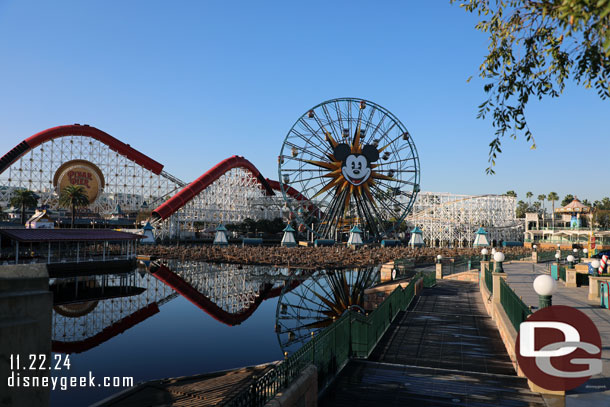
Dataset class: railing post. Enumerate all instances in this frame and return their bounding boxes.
[435,262,443,280]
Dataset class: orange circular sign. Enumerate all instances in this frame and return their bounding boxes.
[53,160,105,203]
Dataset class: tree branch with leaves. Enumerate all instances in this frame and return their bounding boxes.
[453,0,610,173]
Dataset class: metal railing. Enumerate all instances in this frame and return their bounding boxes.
[484,266,493,293]
[227,276,422,407]
[499,278,532,332]
[422,270,436,287]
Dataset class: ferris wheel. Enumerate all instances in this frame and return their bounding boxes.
[275,267,379,354]
[278,98,420,241]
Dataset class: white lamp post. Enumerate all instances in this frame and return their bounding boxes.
[591,259,601,275]
[555,253,560,262]
[436,254,443,264]
[481,248,489,262]
[567,254,575,268]
[533,274,557,309]
[532,244,538,252]
[583,248,588,258]
[494,251,505,273]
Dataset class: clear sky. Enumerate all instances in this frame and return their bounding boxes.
[0,1,607,203]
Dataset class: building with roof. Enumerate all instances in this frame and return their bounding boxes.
[0,229,142,274]
[524,197,610,250]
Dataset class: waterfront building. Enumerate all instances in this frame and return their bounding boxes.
[281,224,297,247]
[347,225,363,247]
[213,224,229,245]
[408,226,424,248]
[473,226,490,247]
[524,198,609,249]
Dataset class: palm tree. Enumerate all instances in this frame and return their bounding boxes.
[526,191,533,206]
[537,194,546,218]
[548,192,559,229]
[58,185,90,228]
[9,189,38,225]
[505,190,517,198]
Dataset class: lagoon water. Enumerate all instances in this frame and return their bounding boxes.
[49,262,285,406]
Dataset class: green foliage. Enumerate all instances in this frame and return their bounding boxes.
[537,194,546,212]
[58,185,89,228]
[453,0,610,174]
[594,197,610,209]
[505,190,517,197]
[9,189,38,225]
[595,210,610,228]
[561,193,575,206]
[516,200,530,217]
[548,191,559,214]
[227,217,286,235]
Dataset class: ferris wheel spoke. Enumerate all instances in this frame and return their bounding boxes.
[297,118,333,153]
[290,127,330,158]
[283,141,327,161]
[355,193,379,237]
[367,113,389,142]
[319,104,340,141]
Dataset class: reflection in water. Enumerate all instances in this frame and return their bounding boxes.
[51,271,177,354]
[50,261,296,354]
[275,267,380,354]
[149,260,292,326]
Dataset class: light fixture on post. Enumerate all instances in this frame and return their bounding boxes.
[567,254,575,269]
[436,254,443,264]
[481,248,489,262]
[573,248,579,263]
[591,259,601,275]
[583,248,589,258]
[493,251,505,273]
[532,244,537,252]
[533,274,557,309]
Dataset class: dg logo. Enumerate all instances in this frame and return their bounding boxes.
[516,305,602,391]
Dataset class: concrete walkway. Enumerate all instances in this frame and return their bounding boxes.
[503,262,610,405]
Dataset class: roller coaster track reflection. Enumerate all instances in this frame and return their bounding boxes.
[51,262,300,353]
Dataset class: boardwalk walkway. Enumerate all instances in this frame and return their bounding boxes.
[320,280,546,406]
[503,262,610,405]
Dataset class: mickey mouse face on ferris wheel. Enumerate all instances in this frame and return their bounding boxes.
[333,143,379,187]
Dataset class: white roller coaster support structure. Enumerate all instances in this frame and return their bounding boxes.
[0,135,183,214]
[154,167,282,239]
[404,191,522,247]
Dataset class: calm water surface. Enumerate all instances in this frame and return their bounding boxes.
[49,261,286,406]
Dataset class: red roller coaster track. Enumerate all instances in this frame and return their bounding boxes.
[0,124,164,175]
[1,124,311,221]
[152,156,275,221]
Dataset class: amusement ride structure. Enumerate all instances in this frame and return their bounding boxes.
[405,192,522,247]
[0,98,519,244]
[277,98,420,241]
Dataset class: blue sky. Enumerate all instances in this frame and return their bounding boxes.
[0,1,607,202]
